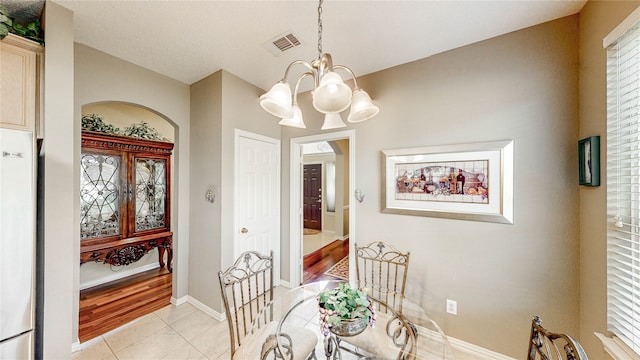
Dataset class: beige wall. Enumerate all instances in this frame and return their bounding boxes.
[578,1,640,358]
[189,71,223,310]
[74,44,191,345]
[220,70,281,276]
[82,102,175,142]
[189,70,280,312]
[282,15,579,358]
[335,139,350,236]
[42,3,75,358]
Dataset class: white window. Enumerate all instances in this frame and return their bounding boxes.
[606,13,640,357]
[326,161,336,213]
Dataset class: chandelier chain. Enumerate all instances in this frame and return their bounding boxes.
[260,0,379,127]
[317,0,323,59]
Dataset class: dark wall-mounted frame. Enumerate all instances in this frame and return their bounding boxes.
[579,136,600,186]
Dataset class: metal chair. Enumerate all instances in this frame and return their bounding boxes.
[354,241,410,313]
[218,251,317,360]
[528,316,588,360]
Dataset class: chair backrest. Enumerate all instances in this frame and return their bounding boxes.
[354,241,410,312]
[528,316,588,360]
[218,251,274,357]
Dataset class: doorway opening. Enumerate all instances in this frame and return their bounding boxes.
[290,130,356,286]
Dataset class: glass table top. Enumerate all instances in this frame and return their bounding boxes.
[239,280,455,360]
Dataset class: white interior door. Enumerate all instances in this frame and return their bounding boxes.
[235,130,280,280]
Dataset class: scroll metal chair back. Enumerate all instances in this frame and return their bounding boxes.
[218,250,274,358]
[355,241,410,313]
[528,316,588,360]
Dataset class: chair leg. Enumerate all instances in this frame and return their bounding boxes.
[306,349,317,360]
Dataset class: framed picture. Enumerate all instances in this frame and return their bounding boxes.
[381,140,514,224]
[578,136,600,186]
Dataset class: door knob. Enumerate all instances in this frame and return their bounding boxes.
[241,227,248,234]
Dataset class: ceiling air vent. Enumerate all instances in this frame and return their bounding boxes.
[263,31,303,57]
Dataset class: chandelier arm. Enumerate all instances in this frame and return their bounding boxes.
[281,60,315,83]
[292,72,314,105]
[332,64,360,90]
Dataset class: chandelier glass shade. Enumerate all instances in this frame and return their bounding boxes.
[321,112,347,130]
[260,82,293,119]
[278,105,306,128]
[259,0,379,129]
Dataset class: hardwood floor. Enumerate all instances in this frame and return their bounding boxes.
[303,238,349,283]
[78,268,172,343]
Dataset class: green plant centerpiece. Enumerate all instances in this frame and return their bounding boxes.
[318,282,376,337]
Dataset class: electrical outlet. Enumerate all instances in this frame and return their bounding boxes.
[446,299,457,315]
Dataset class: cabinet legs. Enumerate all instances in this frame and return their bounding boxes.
[158,246,173,273]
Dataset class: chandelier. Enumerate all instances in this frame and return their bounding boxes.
[259,0,379,130]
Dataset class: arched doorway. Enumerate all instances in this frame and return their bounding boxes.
[78,102,177,342]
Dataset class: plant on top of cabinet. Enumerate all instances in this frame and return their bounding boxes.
[0,5,43,45]
[81,114,170,142]
[81,114,121,135]
[122,122,169,142]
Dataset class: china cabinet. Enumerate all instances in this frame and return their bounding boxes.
[79,131,174,271]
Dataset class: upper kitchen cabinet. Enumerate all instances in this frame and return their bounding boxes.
[0,34,43,137]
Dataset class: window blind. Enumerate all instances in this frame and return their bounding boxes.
[607,20,640,357]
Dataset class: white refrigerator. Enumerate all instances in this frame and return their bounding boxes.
[0,128,35,359]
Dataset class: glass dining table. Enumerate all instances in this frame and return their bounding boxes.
[238,280,455,360]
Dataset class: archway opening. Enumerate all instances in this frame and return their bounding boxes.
[78,101,176,343]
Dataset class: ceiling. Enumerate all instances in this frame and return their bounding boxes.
[48,0,586,90]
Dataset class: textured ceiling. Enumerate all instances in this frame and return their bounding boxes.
[50,1,586,90]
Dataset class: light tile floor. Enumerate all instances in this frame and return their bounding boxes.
[303,231,337,255]
[73,302,230,360]
[73,294,479,360]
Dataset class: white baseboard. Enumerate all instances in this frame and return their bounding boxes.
[80,263,160,290]
[71,340,82,353]
[448,335,516,360]
[186,295,225,322]
[172,295,188,306]
[417,323,515,360]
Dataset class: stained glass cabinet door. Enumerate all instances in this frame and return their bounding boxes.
[80,130,174,271]
[80,150,125,242]
[132,156,169,234]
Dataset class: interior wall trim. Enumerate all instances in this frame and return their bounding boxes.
[79,262,160,290]
[416,324,516,360]
[186,296,225,322]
